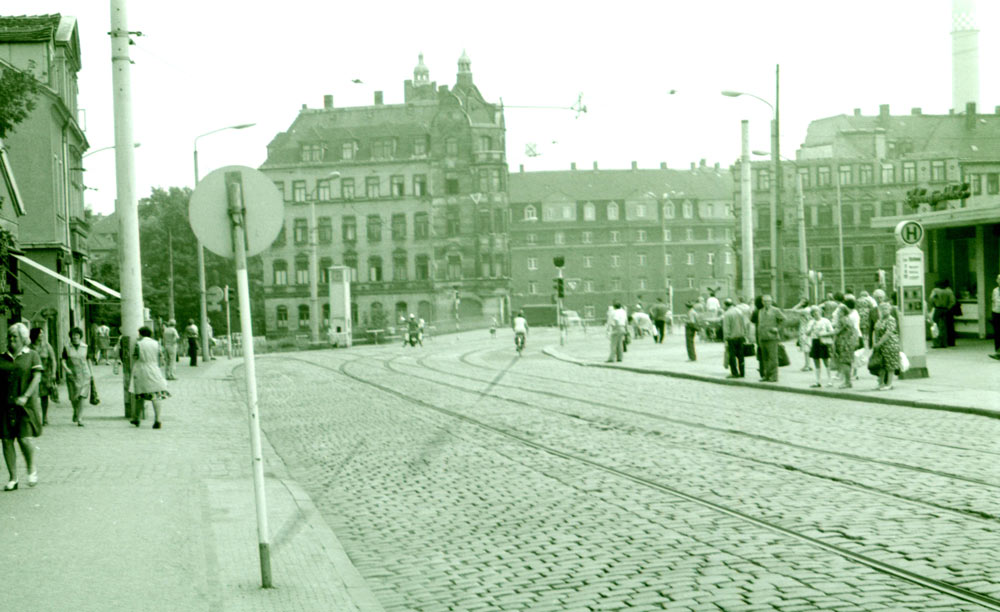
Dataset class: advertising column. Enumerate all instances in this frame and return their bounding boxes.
[894,220,928,378]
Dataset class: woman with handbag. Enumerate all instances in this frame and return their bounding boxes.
[832,301,859,389]
[29,328,57,426]
[872,301,901,390]
[129,326,169,429]
[1,323,44,491]
[61,327,93,427]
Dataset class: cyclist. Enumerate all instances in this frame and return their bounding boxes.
[406,314,420,347]
[512,310,528,353]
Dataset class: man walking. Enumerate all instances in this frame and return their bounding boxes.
[928,280,956,348]
[757,294,786,382]
[650,297,668,344]
[184,319,200,367]
[161,319,179,380]
[684,301,699,361]
[95,323,111,364]
[722,299,747,378]
[991,274,1000,360]
[606,302,628,363]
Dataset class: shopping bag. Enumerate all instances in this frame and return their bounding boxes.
[899,352,910,373]
[777,343,790,367]
[89,378,101,406]
[930,322,939,339]
[743,343,757,358]
[853,348,870,369]
[867,350,883,375]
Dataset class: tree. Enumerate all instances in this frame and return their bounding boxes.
[0,62,40,138]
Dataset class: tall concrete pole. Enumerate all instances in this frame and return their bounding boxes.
[308,196,319,344]
[194,149,210,360]
[110,0,143,363]
[771,64,782,304]
[836,179,846,292]
[796,173,808,301]
[740,120,755,301]
[167,229,175,322]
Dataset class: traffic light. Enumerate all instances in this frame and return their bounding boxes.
[553,277,565,298]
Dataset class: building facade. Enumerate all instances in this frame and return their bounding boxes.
[259,53,509,338]
[0,14,105,350]
[508,163,735,321]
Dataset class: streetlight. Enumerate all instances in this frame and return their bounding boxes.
[83,142,141,158]
[647,190,683,315]
[754,150,808,301]
[193,122,256,359]
[722,64,781,303]
[307,171,341,345]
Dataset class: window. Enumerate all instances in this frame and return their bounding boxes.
[583,255,593,268]
[724,251,732,265]
[820,247,833,267]
[707,252,715,265]
[607,202,619,220]
[447,254,461,280]
[967,174,981,195]
[611,278,622,291]
[374,138,397,159]
[342,141,356,160]
[562,204,574,220]
[341,178,355,200]
[445,138,458,157]
[445,177,459,194]
[686,228,694,241]
[317,179,331,201]
[636,203,647,218]
[862,245,876,266]
[880,201,898,217]
[817,167,831,186]
[758,169,770,190]
[319,257,332,284]
[367,215,382,242]
[841,203,854,227]
[837,165,851,185]
[525,233,536,245]
[705,203,715,217]
[881,244,895,266]
[298,305,310,328]
[798,167,811,189]
[322,303,330,327]
[273,225,286,247]
[293,181,306,202]
[365,176,381,199]
[988,173,1000,195]
[342,216,356,242]
[859,203,875,226]
[317,217,332,244]
[881,164,894,184]
[686,253,694,265]
[687,277,695,289]
[583,203,596,221]
[293,218,308,245]
[637,230,647,242]
[343,252,358,281]
[665,253,672,266]
[683,202,693,218]
[414,213,429,239]
[581,231,592,244]
[368,256,383,282]
[524,205,538,221]
[272,260,288,285]
[479,135,492,151]
[276,306,288,329]
[664,202,675,218]
[842,245,854,267]
[528,281,537,295]
[446,206,460,236]
[393,252,407,281]
[392,214,407,240]
[610,230,620,243]
[494,209,506,232]
[527,257,537,271]
[902,162,916,183]
[707,228,714,241]
[554,232,565,245]
[818,205,832,227]
[415,255,430,280]
[274,181,285,201]
[931,161,946,182]
[637,254,647,267]
[295,255,309,285]
[584,281,594,293]
[413,135,428,156]
[664,229,672,241]
[391,175,405,197]
[610,255,620,268]
[301,144,324,162]
[638,278,648,290]
[489,169,502,193]
[413,175,428,196]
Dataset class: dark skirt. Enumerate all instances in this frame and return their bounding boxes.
[809,338,830,360]
[0,399,42,439]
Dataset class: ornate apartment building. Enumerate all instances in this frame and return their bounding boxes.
[508,162,735,321]
[259,53,509,337]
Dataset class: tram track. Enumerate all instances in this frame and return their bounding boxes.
[269,353,1000,612]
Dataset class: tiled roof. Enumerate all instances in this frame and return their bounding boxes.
[508,167,733,203]
[0,14,61,42]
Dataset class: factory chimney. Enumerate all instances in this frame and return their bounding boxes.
[952,0,980,112]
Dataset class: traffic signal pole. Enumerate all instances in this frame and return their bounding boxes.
[557,267,565,346]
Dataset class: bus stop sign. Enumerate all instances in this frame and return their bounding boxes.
[894,220,924,247]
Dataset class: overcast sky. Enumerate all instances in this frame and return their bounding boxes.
[4,1,996,215]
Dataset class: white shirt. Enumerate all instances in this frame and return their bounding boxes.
[513,317,528,333]
[848,309,861,336]
[609,308,628,329]
[993,286,1000,314]
[706,296,721,313]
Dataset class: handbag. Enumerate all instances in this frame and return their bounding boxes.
[742,342,757,357]
[89,378,100,406]
[867,350,883,375]
[777,343,790,367]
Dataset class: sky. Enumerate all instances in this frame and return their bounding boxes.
[3,1,997,215]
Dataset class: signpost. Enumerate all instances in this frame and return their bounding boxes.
[189,166,283,588]
[894,220,929,378]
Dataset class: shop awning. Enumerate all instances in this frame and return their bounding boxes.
[13,254,106,299]
[85,277,121,299]
[871,206,1000,230]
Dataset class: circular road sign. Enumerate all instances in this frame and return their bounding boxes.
[894,220,924,247]
[189,165,283,258]
[207,285,224,304]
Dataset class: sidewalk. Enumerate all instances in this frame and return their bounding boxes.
[0,358,383,612]
[545,328,1000,418]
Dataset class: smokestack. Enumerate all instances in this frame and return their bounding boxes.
[630,161,637,170]
[660,162,667,169]
[519,164,524,173]
[592,161,598,171]
[570,162,576,171]
[966,101,977,129]
[952,0,980,112]
[323,95,333,109]
[374,91,384,105]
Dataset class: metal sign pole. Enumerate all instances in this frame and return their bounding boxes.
[226,173,272,588]
[225,285,233,359]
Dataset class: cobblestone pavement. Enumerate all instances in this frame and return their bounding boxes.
[249,330,1000,611]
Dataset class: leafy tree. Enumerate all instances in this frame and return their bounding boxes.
[0,62,40,138]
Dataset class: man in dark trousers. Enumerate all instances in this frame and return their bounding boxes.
[650,297,669,344]
[756,294,785,382]
[928,280,956,348]
[722,299,747,378]
[684,301,699,361]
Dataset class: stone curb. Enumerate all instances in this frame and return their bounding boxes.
[543,346,1000,420]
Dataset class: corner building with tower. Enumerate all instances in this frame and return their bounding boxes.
[259,53,510,339]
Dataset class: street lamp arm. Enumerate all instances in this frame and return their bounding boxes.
[721,90,774,114]
[194,123,256,148]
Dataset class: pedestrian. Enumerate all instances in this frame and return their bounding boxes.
[606,301,628,363]
[29,327,57,426]
[756,294,785,382]
[804,305,834,387]
[95,322,111,365]
[791,298,813,371]
[856,290,877,349]
[684,301,699,361]
[991,274,1000,360]
[161,319,179,380]
[1,322,43,491]
[490,316,497,339]
[184,319,200,366]
[61,327,92,426]
[928,280,956,348]
[832,302,859,389]
[871,301,901,390]
[650,297,668,343]
[129,326,169,429]
[205,321,216,361]
[722,299,746,378]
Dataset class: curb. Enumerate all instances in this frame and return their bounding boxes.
[543,346,1000,420]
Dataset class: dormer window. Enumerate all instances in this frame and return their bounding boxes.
[301,144,324,162]
[342,141,357,160]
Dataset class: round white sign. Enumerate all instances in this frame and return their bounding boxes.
[894,220,924,247]
[189,165,283,258]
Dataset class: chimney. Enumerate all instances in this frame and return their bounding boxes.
[690,162,696,170]
[519,164,524,173]
[659,162,667,169]
[911,107,922,115]
[878,104,890,124]
[995,105,1000,115]
[374,91,384,105]
[966,101,977,129]
[952,0,980,112]
[714,162,720,170]
[592,161,598,170]
[301,103,308,110]
[570,162,577,170]
[630,161,638,170]
[853,108,862,117]
[699,158,706,168]
[323,95,334,109]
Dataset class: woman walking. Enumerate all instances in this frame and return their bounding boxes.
[871,301,901,390]
[2,323,43,491]
[805,306,834,387]
[29,328,57,426]
[61,327,92,426]
[130,326,169,429]
[832,303,859,389]
[791,298,813,371]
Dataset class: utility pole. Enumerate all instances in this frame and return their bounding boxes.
[796,173,808,301]
[771,63,782,304]
[194,151,210,360]
[836,178,846,292]
[167,229,175,322]
[110,0,143,418]
[740,120,755,301]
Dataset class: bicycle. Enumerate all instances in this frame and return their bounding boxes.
[514,332,525,355]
